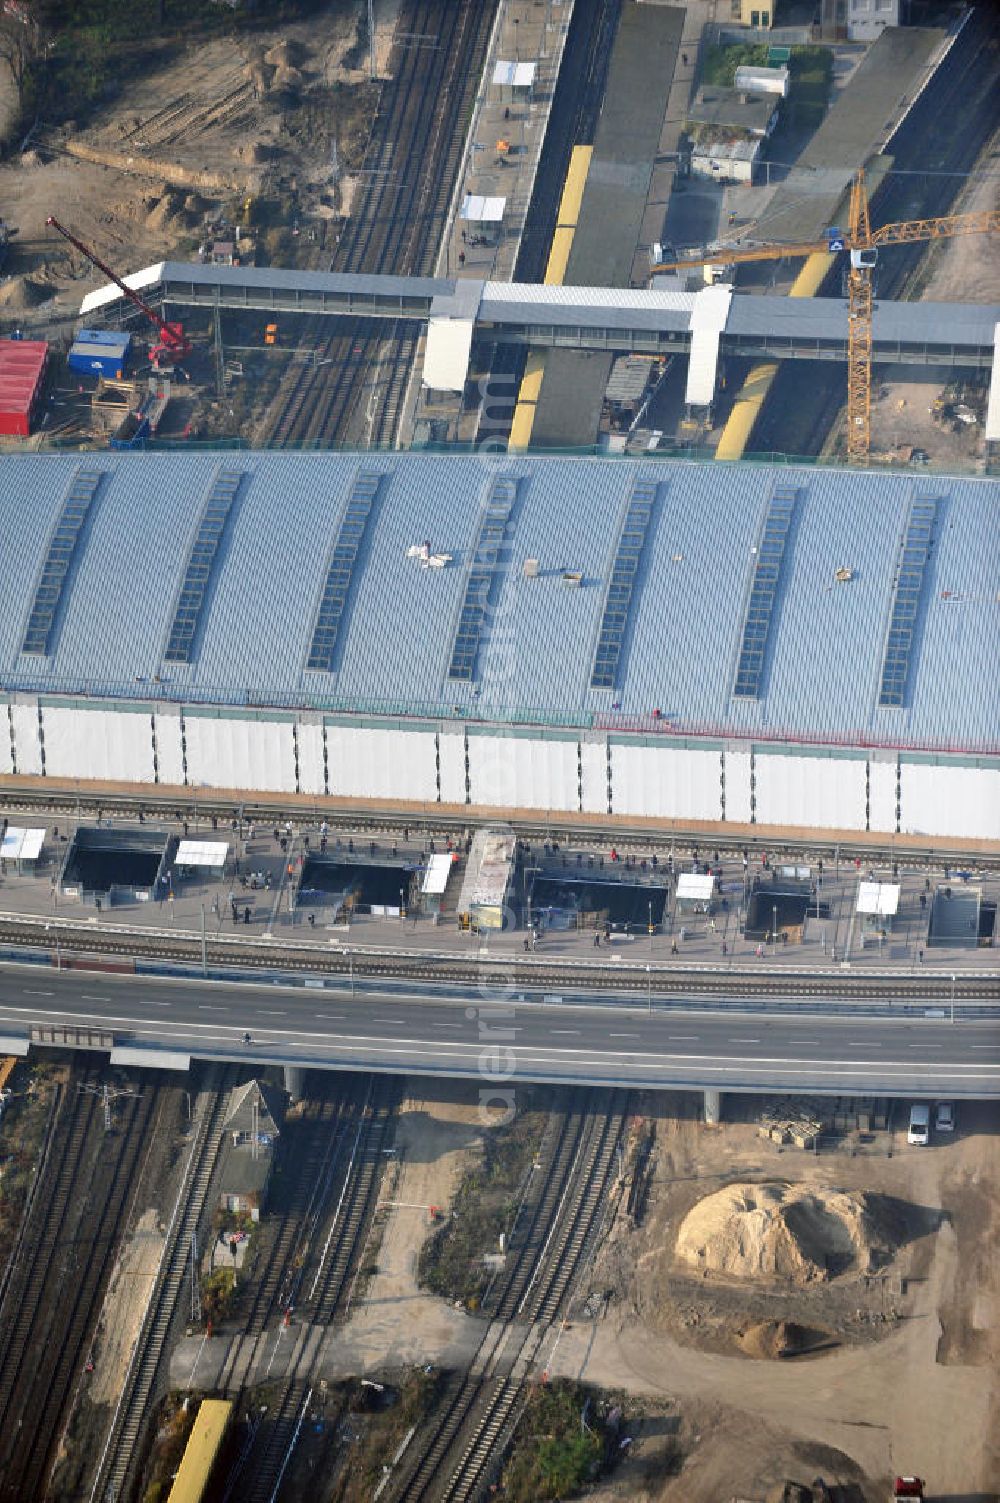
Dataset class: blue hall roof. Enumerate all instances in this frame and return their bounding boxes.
[0,452,997,755]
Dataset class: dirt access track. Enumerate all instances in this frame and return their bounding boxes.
[0,0,395,336]
[552,1095,1000,1501]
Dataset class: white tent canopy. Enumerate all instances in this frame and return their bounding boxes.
[174,839,229,869]
[1,827,44,861]
[493,60,536,88]
[460,195,506,223]
[422,853,454,895]
[856,881,900,917]
[676,872,716,901]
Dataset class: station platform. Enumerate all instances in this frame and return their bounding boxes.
[1,808,996,981]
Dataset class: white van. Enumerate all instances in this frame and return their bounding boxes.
[907,1103,930,1146]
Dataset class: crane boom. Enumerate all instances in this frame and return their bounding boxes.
[649,169,998,462]
[46,216,191,362]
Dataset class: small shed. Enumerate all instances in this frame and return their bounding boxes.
[691,137,761,184]
[0,339,47,437]
[734,64,790,98]
[68,329,130,379]
[675,871,717,914]
[218,1079,286,1218]
[688,85,779,139]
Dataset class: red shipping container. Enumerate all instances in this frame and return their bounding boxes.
[0,340,48,437]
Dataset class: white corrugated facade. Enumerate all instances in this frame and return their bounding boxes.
[5,693,998,839]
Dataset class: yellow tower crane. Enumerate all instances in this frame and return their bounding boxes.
[652,170,999,462]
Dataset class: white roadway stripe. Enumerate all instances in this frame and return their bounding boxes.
[0,1006,996,1075]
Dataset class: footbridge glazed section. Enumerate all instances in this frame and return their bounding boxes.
[79,264,1000,396]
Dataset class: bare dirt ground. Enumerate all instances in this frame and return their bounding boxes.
[87,1206,166,1409]
[340,1078,489,1365]
[0,0,385,344]
[550,1093,1000,1501]
[867,135,1000,472]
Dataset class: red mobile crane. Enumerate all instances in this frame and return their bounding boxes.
[47,216,192,370]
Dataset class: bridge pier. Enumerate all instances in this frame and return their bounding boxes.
[703,1089,722,1125]
[284,1065,306,1101]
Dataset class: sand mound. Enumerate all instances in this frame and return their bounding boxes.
[738,1319,829,1360]
[676,1182,899,1284]
[264,39,304,68]
[273,64,304,89]
[0,275,48,310]
[145,193,198,232]
[20,149,43,167]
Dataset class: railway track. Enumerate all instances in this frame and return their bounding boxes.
[2,784,994,873]
[89,1066,234,1503]
[0,1060,161,1502]
[755,4,1000,458]
[385,1089,629,1502]
[2,913,995,1005]
[214,1073,370,1396]
[264,0,495,448]
[219,1076,399,1503]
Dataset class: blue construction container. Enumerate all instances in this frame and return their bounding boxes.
[68,329,131,379]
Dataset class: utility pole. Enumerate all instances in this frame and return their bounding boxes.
[368,0,376,79]
[200,902,207,978]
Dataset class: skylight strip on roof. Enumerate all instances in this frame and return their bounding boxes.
[731,483,800,700]
[877,495,939,709]
[589,479,659,690]
[21,467,105,657]
[164,467,245,664]
[446,477,519,682]
[306,469,384,673]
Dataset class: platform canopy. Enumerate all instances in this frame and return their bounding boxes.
[493,59,536,88]
[460,194,506,223]
[422,852,454,895]
[856,881,900,917]
[1,827,44,861]
[676,872,716,902]
[174,839,229,868]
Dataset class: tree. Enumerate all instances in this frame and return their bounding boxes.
[0,17,36,113]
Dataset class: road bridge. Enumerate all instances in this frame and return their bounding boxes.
[1,963,997,1101]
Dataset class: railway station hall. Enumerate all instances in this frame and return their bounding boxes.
[1,450,998,843]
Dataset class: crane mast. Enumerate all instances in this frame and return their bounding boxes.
[650,170,999,461]
[46,216,192,368]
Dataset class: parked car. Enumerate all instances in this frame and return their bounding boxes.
[907,1103,930,1146]
[935,1101,955,1133]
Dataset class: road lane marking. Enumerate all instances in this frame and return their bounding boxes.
[199,1005,226,1012]
[909,1044,943,1050]
[24,989,53,997]
[315,1013,346,1020]
[258,1010,287,1017]
[610,1032,640,1039]
[81,995,109,1002]
[730,1037,760,1043]
[669,1035,698,1041]
[434,1022,462,1030]
[551,1029,580,1035]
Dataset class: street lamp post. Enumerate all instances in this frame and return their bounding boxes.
[773,903,778,954]
[399,887,405,921]
[646,963,651,1015]
[951,973,956,1025]
[648,899,654,959]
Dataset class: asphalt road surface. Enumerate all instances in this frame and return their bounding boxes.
[1,964,998,1097]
